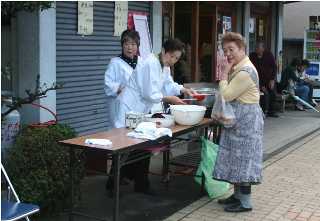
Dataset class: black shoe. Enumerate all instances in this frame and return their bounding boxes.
[217,195,240,205]
[107,189,114,198]
[134,188,157,196]
[224,203,252,213]
[106,177,130,191]
[120,177,131,185]
[106,178,113,191]
[267,112,279,118]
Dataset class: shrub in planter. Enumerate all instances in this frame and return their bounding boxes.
[4,124,85,214]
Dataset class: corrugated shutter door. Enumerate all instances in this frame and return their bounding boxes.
[56,1,151,135]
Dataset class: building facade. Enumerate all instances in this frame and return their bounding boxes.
[1,1,284,135]
[283,1,320,66]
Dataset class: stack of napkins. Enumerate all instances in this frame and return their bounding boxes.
[85,139,112,148]
[127,122,172,140]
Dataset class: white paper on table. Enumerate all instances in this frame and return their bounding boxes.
[85,139,113,148]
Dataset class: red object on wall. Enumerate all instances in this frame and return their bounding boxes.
[127,11,149,30]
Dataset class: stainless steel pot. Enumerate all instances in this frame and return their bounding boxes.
[186,87,216,108]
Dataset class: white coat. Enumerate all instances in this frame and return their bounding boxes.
[114,54,183,128]
[104,56,142,127]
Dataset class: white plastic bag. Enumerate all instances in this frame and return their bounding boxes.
[211,92,236,127]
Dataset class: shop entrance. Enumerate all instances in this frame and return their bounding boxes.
[249,2,271,53]
[167,2,236,83]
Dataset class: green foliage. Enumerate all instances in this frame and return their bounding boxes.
[4,124,85,214]
[2,1,53,25]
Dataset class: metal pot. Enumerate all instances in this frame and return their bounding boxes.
[186,87,216,108]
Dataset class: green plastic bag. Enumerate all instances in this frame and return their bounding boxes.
[194,136,230,198]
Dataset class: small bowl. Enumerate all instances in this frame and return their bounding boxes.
[144,114,175,128]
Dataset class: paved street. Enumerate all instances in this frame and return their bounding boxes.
[164,130,320,221]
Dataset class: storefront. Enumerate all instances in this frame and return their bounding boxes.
[163,2,282,84]
[56,2,152,134]
[249,2,272,53]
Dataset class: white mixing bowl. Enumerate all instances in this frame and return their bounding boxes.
[170,105,206,126]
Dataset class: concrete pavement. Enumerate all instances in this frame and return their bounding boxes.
[163,130,320,221]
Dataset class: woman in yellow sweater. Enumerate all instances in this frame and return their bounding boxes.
[213,32,264,213]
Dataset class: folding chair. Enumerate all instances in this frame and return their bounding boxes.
[1,163,40,221]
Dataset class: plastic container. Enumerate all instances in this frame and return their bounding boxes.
[1,98,21,157]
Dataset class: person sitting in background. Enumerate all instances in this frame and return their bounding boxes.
[279,58,310,111]
[249,42,278,117]
[296,59,318,107]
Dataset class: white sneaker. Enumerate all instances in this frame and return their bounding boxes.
[312,99,318,106]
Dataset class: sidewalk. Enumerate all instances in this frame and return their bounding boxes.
[164,130,320,221]
[42,110,320,221]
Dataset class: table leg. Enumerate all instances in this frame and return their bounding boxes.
[69,147,75,221]
[162,148,170,188]
[113,153,120,221]
[204,127,208,139]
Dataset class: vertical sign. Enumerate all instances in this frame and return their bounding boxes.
[222,16,232,34]
[258,19,264,37]
[133,15,152,59]
[249,18,255,33]
[127,11,149,30]
[78,1,93,35]
[215,34,228,81]
[114,2,128,36]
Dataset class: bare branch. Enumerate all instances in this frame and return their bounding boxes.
[2,78,62,118]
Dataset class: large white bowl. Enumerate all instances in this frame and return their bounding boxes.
[170,105,206,126]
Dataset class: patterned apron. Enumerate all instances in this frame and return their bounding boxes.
[213,66,264,184]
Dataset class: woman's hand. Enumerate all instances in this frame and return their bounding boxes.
[221,59,233,81]
[163,96,186,105]
[181,88,197,97]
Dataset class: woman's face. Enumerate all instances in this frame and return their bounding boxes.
[122,38,138,58]
[222,41,245,66]
[161,50,182,67]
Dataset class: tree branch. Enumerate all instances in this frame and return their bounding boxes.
[2,76,63,118]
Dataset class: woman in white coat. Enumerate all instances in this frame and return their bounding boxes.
[109,39,196,196]
[114,38,196,128]
[104,29,142,127]
[105,30,143,196]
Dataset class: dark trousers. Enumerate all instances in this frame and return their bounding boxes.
[260,87,277,114]
[107,150,151,191]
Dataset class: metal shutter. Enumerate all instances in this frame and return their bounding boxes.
[56,1,151,135]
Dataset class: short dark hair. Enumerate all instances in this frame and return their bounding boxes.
[301,59,310,68]
[120,29,140,46]
[290,58,300,67]
[163,38,185,54]
[256,41,265,49]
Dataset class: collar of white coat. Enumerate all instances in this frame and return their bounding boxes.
[155,53,164,68]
